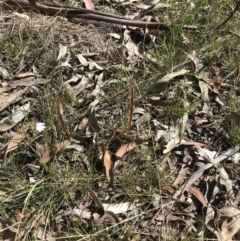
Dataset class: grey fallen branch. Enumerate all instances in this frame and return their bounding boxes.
[2,0,198,31]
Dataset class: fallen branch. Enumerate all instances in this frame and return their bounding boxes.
[1,0,198,31]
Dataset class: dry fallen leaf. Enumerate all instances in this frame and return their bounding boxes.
[0,88,29,112]
[13,12,30,21]
[180,140,206,147]
[72,75,89,96]
[221,218,240,241]
[5,132,24,155]
[40,140,71,164]
[32,227,55,241]
[89,189,105,210]
[65,207,118,226]
[183,146,240,191]
[102,202,134,214]
[4,132,24,163]
[15,72,36,78]
[196,147,234,199]
[115,139,143,159]
[9,77,49,88]
[123,29,143,61]
[0,66,9,78]
[172,163,188,187]
[188,186,208,207]
[220,207,240,218]
[205,205,215,227]
[57,43,68,61]
[77,118,88,131]
[36,142,44,157]
[103,150,114,187]
[0,102,31,132]
[147,69,188,95]
[199,79,211,114]
[64,144,85,152]
[163,113,188,154]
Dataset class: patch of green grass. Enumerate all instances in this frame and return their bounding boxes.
[0,39,23,57]
[119,145,171,200]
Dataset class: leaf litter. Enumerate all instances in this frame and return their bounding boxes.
[0,0,240,240]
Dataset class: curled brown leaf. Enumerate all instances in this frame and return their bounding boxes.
[103,150,114,187]
[40,140,71,164]
[115,139,143,159]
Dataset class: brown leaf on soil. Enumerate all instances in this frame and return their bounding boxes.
[103,150,114,187]
[9,77,49,88]
[15,72,36,78]
[40,140,71,164]
[115,139,143,159]
[221,218,240,241]
[180,140,206,147]
[164,186,175,195]
[52,124,58,139]
[4,132,24,157]
[158,152,171,171]
[36,142,44,157]
[188,186,208,207]
[172,163,188,187]
[0,102,31,131]
[199,79,211,114]
[65,207,119,226]
[220,207,240,218]
[163,114,188,154]
[89,189,104,210]
[123,29,144,61]
[197,75,221,95]
[186,50,204,72]
[79,118,88,130]
[147,69,188,95]
[0,89,29,113]
[3,132,25,165]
